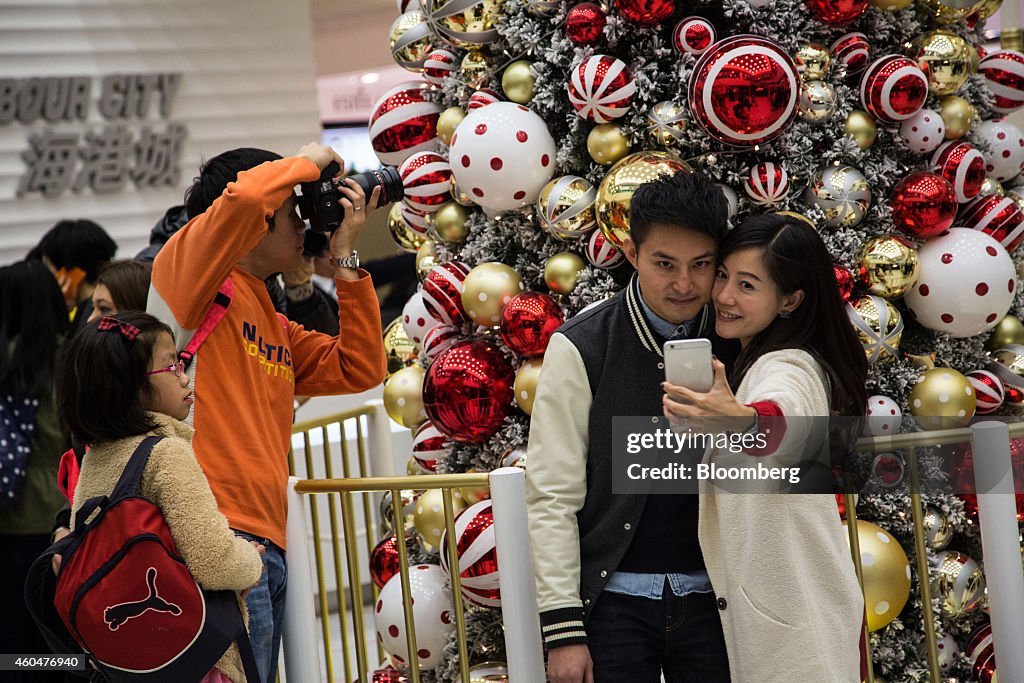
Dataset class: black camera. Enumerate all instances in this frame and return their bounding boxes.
[297,161,404,233]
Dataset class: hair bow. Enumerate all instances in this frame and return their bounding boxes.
[97,316,141,341]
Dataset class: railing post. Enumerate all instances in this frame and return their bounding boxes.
[365,398,396,476]
[970,422,1024,682]
[283,476,325,683]
[489,467,545,682]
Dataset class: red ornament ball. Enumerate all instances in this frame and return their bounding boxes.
[467,88,502,111]
[960,194,1024,251]
[966,369,1005,415]
[830,33,870,77]
[965,624,998,683]
[399,152,452,213]
[423,340,515,443]
[833,265,856,302]
[440,500,501,607]
[423,48,457,87]
[672,17,715,57]
[890,171,958,239]
[422,261,471,326]
[568,54,636,123]
[744,162,790,207]
[688,34,799,146]
[859,55,928,124]
[930,142,986,204]
[412,421,450,471]
[370,537,402,589]
[565,3,606,46]
[369,82,441,166]
[806,0,868,25]
[500,292,564,357]
[371,665,408,683]
[585,228,625,269]
[616,0,675,25]
[979,50,1024,116]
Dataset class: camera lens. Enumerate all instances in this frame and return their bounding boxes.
[350,166,404,207]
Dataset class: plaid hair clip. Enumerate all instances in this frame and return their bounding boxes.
[97,316,141,341]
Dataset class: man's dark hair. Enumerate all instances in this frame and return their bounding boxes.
[184,148,283,220]
[58,311,174,444]
[26,219,117,282]
[95,260,152,314]
[629,171,729,246]
[0,260,69,398]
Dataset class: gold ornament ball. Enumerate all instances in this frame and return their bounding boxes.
[416,240,439,283]
[844,110,877,149]
[514,357,543,415]
[923,506,954,550]
[918,0,982,23]
[596,151,692,247]
[856,235,920,299]
[461,50,492,90]
[905,351,937,372]
[986,315,1024,350]
[939,95,976,140]
[544,252,586,295]
[379,488,419,538]
[383,364,428,429]
[932,550,986,618]
[646,101,688,147]
[461,262,525,325]
[587,123,631,166]
[469,661,509,681]
[383,316,419,380]
[537,175,598,241]
[1007,189,1024,214]
[847,295,904,364]
[438,106,466,146]
[426,0,503,48]
[430,201,470,244]
[842,520,911,631]
[974,0,1003,19]
[413,488,466,553]
[451,176,475,206]
[869,0,912,8]
[501,60,535,104]
[793,41,831,81]
[389,10,434,72]
[798,80,838,124]
[909,368,976,430]
[458,467,490,505]
[388,203,429,253]
[913,30,973,96]
[980,176,1005,197]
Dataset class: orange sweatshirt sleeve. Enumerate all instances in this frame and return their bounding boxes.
[289,271,388,396]
[152,157,320,328]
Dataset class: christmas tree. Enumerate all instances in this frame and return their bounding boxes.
[372,0,1024,680]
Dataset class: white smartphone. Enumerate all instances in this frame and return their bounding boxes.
[663,338,713,392]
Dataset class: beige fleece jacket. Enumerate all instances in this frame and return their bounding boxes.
[71,413,263,683]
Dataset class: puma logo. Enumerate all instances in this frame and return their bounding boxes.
[104,567,182,630]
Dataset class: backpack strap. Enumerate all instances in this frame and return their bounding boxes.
[235,628,262,682]
[110,435,165,501]
[180,278,234,370]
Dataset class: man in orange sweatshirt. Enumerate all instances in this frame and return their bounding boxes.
[150,143,387,682]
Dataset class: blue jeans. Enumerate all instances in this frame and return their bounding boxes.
[234,531,287,683]
[587,579,730,683]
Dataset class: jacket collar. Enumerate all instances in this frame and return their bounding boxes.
[624,273,710,357]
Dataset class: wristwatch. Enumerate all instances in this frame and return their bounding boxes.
[329,250,359,269]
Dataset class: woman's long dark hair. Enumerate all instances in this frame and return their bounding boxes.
[721,214,868,416]
[0,260,69,398]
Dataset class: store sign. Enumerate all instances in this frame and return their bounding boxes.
[0,73,186,197]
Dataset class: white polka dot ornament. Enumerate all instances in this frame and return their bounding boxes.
[959,194,1024,251]
[976,119,1024,182]
[421,323,463,361]
[402,290,440,349]
[979,50,1024,115]
[440,499,501,607]
[903,228,1016,338]
[930,141,985,203]
[412,421,450,472]
[467,88,502,110]
[369,82,441,166]
[864,395,902,436]
[585,229,624,269]
[374,564,454,670]
[744,162,790,208]
[567,54,636,123]
[422,261,472,326]
[899,109,945,155]
[448,102,556,211]
[423,48,457,86]
[672,17,715,57]
[399,152,452,213]
[966,369,1005,415]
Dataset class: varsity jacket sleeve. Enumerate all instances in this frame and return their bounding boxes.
[151,157,321,329]
[525,332,592,649]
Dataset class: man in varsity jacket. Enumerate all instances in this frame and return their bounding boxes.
[526,172,740,683]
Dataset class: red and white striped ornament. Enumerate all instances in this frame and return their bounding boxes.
[966,369,1005,415]
[412,421,450,472]
[467,88,502,111]
[400,152,452,213]
[960,194,1024,251]
[439,500,500,607]
[585,229,624,269]
[965,624,998,683]
[423,48,458,86]
[568,54,636,123]
[399,204,431,235]
[979,50,1024,115]
[672,17,715,57]
[422,261,471,326]
[830,33,870,77]
[930,142,986,204]
[421,323,463,361]
[369,82,441,166]
[744,162,790,207]
[859,55,928,123]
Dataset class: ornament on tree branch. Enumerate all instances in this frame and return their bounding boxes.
[847,295,903,364]
[979,50,1024,115]
[645,101,688,147]
[390,10,434,72]
[587,123,630,166]
[889,171,957,239]
[566,3,606,46]
[672,17,715,57]
[803,164,871,229]
[744,162,790,208]
[568,55,636,123]
[859,55,928,124]
[537,175,598,240]
[899,108,944,155]
[830,32,869,77]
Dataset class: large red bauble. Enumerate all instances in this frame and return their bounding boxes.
[951,439,1024,522]
[688,35,799,146]
[859,55,928,124]
[422,261,471,326]
[979,50,1024,116]
[423,340,515,443]
[930,141,986,204]
[830,33,870,77]
[369,537,402,589]
[960,194,1024,251]
[616,0,675,25]
[565,3,606,46]
[805,0,868,25]
[440,500,501,607]
[568,55,636,123]
[890,171,958,239]
[499,292,564,356]
[833,264,856,302]
[369,82,441,166]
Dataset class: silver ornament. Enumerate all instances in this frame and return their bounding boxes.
[646,101,688,147]
[803,164,871,228]
[797,81,837,124]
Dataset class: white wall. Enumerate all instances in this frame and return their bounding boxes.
[0,0,322,266]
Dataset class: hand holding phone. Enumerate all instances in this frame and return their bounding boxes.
[663,338,713,393]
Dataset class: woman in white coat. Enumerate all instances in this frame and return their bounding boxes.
[663,214,867,682]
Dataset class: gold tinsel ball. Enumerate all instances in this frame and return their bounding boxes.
[437,106,466,146]
[923,505,954,550]
[913,30,973,96]
[537,175,598,240]
[909,367,976,430]
[869,0,912,8]
[388,203,429,253]
[844,110,877,149]
[986,315,1024,350]
[841,520,911,631]
[501,60,535,104]
[461,262,524,325]
[939,95,976,140]
[793,41,831,81]
[856,234,920,299]
[413,488,466,553]
[918,0,982,23]
[980,176,1005,197]
[379,488,419,538]
[596,151,692,247]
[514,357,543,415]
[383,364,428,429]
[469,661,509,682]
[587,123,631,166]
[429,201,470,244]
[544,252,586,295]
[383,317,419,380]
[798,80,838,124]
[415,240,438,283]
[847,295,904,364]
[646,101,688,147]
[461,50,492,90]
[932,550,986,618]
[389,10,434,72]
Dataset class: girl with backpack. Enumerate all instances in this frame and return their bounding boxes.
[59,312,263,682]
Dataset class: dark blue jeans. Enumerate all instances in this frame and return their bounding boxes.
[234,531,287,683]
[587,580,731,683]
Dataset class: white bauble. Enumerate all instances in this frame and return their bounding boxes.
[977,120,1024,182]
[402,289,440,348]
[374,564,454,670]
[864,395,902,436]
[899,108,945,155]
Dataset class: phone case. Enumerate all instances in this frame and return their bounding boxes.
[663,339,713,392]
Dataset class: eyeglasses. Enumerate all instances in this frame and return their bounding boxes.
[146,360,186,378]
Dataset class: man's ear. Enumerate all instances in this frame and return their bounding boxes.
[623,237,639,269]
[781,288,804,314]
